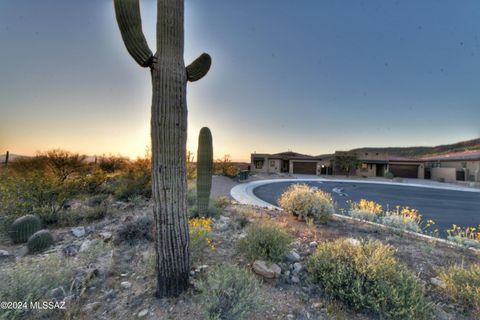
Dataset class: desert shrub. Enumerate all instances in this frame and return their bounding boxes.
[98,154,128,173]
[278,184,334,223]
[383,171,394,179]
[437,263,480,315]
[114,216,153,245]
[347,200,424,233]
[349,209,378,222]
[0,170,76,222]
[381,213,422,233]
[0,256,72,320]
[237,221,292,262]
[307,239,431,319]
[111,159,151,201]
[37,149,87,182]
[232,207,252,230]
[214,154,240,178]
[189,218,215,263]
[214,196,231,209]
[196,264,265,320]
[79,170,109,195]
[86,193,110,207]
[447,224,480,249]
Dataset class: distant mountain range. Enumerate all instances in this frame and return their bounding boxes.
[350,138,480,158]
[1,138,479,164]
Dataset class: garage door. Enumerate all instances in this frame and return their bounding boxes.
[292,162,316,174]
[389,164,418,178]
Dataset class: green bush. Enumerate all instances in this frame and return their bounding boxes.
[384,171,394,179]
[196,264,265,320]
[0,170,76,222]
[213,196,231,209]
[437,263,480,316]
[278,184,334,223]
[237,221,292,262]
[0,256,72,320]
[111,160,151,201]
[307,239,431,319]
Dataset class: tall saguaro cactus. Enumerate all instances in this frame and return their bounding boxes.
[197,127,213,216]
[114,0,211,297]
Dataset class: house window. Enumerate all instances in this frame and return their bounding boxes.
[270,160,275,167]
[254,159,264,169]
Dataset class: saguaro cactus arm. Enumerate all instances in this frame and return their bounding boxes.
[186,53,212,82]
[114,0,154,68]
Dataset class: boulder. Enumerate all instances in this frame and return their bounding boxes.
[252,260,281,278]
[286,250,301,262]
[71,227,86,238]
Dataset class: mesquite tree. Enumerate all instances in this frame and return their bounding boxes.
[114,0,211,297]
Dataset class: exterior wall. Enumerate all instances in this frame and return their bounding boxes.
[356,163,377,177]
[267,159,281,173]
[426,160,480,182]
[431,167,456,182]
[418,163,425,179]
[251,154,269,173]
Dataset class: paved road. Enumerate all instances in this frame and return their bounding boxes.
[253,181,480,235]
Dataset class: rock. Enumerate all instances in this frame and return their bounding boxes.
[286,250,301,262]
[287,314,295,320]
[120,281,132,289]
[80,240,93,252]
[284,270,291,277]
[291,275,300,284]
[62,244,80,257]
[138,309,149,318]
[0,249,12,260]
[49,286,66,300]
[345,238,361,246]
[72,227,86,238]
[430,277,446,289]
[312,302,324,309]
[252,260,281,279]
[237,232,247,239]
[83,301,102,312]
[309,241,318,248]
[98,231,112,242]
[292,262,302,275]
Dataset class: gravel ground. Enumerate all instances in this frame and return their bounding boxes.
[211,175,239,199]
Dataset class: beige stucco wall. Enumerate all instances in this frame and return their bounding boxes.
[357,163,377,177]
[431,167,456,182]
[426,160,480,182]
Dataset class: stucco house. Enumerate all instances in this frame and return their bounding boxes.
[422,150,480,183]
[251,151,332,175]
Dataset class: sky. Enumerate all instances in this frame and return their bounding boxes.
[0,1,479,162]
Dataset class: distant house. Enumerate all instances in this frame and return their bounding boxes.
[421,150,480,182]
[250,151,332,175]
[353,151,424,179]
[251,149,480,182]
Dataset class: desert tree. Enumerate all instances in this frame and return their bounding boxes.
[113,0,211,297]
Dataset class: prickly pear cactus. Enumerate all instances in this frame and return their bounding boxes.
[27,229,54,253]
[9,215,42,244]
[197,127,213,216]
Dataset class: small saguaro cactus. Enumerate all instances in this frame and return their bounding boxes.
[27,229,54,253]
[197,127,213,216]
[4,151,9,167]
[9,215,42,244]
[114,0,211,297]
